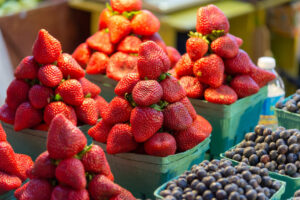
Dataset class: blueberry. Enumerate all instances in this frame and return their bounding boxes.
[224,166,236,176]
[287,103,298,112]
[289,143,300,153]
[265,162,276,171]
[209,182,222,193]
[218,177,228,187]
[277,154,286,164]
[271,131,280,141]
[246,141,256,147]
[277,144,288,154]
[211,159,220,165]
[262,176,273,187]
[191,179,200,189]
[279,169,285,175]
[257,162,265,168]
[219,159,232,168]
[297,89,300,95]
[232,154,242,162]
[253,174,262,184]
[263,128,272,137]
[177,178,188,188]
[272,180,281,190]
[224,149,233,158]
[167,183,177,190]
[228,175,239,184]
[225,183,238,194]
[288,135,298,145]
[298,101,300,108]
[196,169,207,180]
[249,179,259,188]
[202,176,215,187]
[270,188,276,197]
[195,182,207,194]
[185,191,196,200]
[255,136,265,143]
[246,189,257,200]
[245,132,256,141]
[215,190,227,200]
[245,185,253,193]
[256,149,267,157]
[257,192,267,200]
[249,166,260,174]
[276,139,286,147]
[260,155,270,164]
[239,195,247,200]
[263,187,270,197]
[208,163,218,172]
[196,196,203,200]
[294,189,300,197]
[243,147,254,157]
[278,164,285,170]
[260,168,269,176]
[237,178,247,188]
[237,141,246,148]
[242,170,252,181]
[238,187,244,195]
[172,190,182,198]
[264,135,272,144]
[276,101,284,109]
[241,157,249,165]
[228,191,240,200]
[296,161,300,169]
[234,148,244,155]
[160,189,172,197]
[285,163,297,176]
[255,125,265,135]
[287,153,298,163]
[202,190,214,200]
[164,195,176,200]
[236,165,248,173]
[211,172,222,180]
[287,99,296,105]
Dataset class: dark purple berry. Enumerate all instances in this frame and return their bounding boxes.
[277,144,288,154]
[215,190,227,200]
[209,182,222,193]
[246,189,257,200]
[255,125,265,135]
[260,155,270,164]
[285,163,297,176]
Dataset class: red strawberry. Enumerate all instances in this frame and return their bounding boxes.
[94,96,109,117]
[179,97,197,120]
[44,101,77,126]
[47,114,87,159]
[111,0,142,13]
[144,132,176,157]
[55,158,86,190]
[88,120,112,143]
[186,37,208,61]
[107,124,138,154]
[174,53,194,78]
[175,115,212,151]
[14,102,43,131]
[0,171,22,195]
[75,98,98,125]
[167,68,178,79]
[166,46,181,68]
[138,41,170,80]
[108,15,131,44]
[57,53,85,79]
[131,10,160,36]
[179,76,203,99]
[102,96,132,124]
[228,33,243,47]
[193,54,224,88]
[14,56,39,80]
[115,73,140,97]
[211,34,239,58]
[0,104,15,125]
[117,36,142,54]
[0,141,20,177]
[6,79,30,110]
[99,8,113,29]
[106,52,138,81]
[0,123,6,142]
[196,4,229,35]
[72,43,92,68]
[224,49,252,75]
[18,179,53,200]
[86,31,114,55]
[29,85,53,109]
[142,33,167,53]
[107,171,115,182]
[38,65,63,87]
[78,77,101,98]
[51,186,89,200]
[230,75,260,98]
[86,52,109,74]
[31,151,56,179]
[160,76,186,103]
[130,107,163,142]
[132,80,163,106]
[204,85,238,104]
[33,123,49,131]
[109,188,136,200]
[249,64,276,88]
[32,29,62,64]
[14,182,28,199]
[15,153,33,181]
[55,79,84,106]
[88,175,121,199]
[163,102,193,131]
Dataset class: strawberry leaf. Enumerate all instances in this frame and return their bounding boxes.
[54,93,62,101]
[106,2,113,12]
[150,104,162,111]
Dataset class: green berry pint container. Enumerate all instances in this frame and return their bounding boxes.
[0,190,15,200]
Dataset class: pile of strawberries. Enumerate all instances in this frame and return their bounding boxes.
[0,29,108,131]
[0,123,33,195]
[15,114,136,200]
[72,0,181,81]
[172,4,276,105]
[88,41,212,157]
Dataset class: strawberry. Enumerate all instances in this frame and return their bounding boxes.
[86,31,114,55]
[193,54,224,88]
[111,0,142,13]
[47,114,87,159]
[109,188,136,200]
[160,76,186,103]
[51,186,89,200]
[107,171,115,182]
[130,107,163,142]
[163,102,193,131]
[106,52,138,81]
[196,4,229,35]
[230,75,260,98]
[138,41,170,80]
[78,77,101,98]
[0,141,21,177]
[166,46,181,68]
[14,102,43,131]
[28,85,53,109]
[179,97,197,120]
[167,68,178,79]
[115,73,140,97]
[107,124,138,154]
[186,37,208,61]
[15,153,33,181]
[14,56,39,80]
[55,79,84,106]
[31,151,56,179]
[33,123,49,131]
[249,64,276,88]
[224,49,252,75]
[86,52,109,74]
[0,171,22,195]
[0,123,6,142]
[88,120,112,143]
[94,96,109,117]
[75,98,98,125]
[142,33,167,53]
[211,34,239,58]
[144,132,176,157]
[99,8,113,29]
[108,15,131,44]
[38,65,63,87]
[0,104,15,125]
[204,85,238,104]
[72,43,92,68]
[132,80,163,106]
[179,76,203,98]
[6,79,30,110]
[44,101,77,126]
[174,53,194,78]
[131,10,160,36]
[88,175,121,199]
[228,33,243,47]
[18,179,53,200]
[117,36,142,54]
[55,158,86,190]
[14,182,28,199]
[102,96,132,124]
[57,53,85,79]
[32,29,62,64]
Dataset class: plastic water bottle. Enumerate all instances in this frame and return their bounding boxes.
[258,57,285,128]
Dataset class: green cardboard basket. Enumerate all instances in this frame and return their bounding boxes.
[0,190,15,200]
[189,86,267,158]
[95,136,210,199]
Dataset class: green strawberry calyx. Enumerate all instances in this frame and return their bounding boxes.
[85,93,92,98]
[106,2,140,19]
[75,144,94,160]
[188,31,209,44]
[157,72,171,82]
[106,3,120,15]
[54,93,63,101]
[124,93,137,107]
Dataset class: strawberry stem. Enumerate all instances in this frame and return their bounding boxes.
[122,10,141,20]
[158,73,167,82]
[75,144,94,160]
[54,93,62,101]
[150,104,162,111]
[85,93,92,98]
[52,61,58,66]
[104,28,109,33]
[50,158,60,166]
[124,93,137,107]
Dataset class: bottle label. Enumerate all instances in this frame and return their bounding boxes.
[261,95,284,115]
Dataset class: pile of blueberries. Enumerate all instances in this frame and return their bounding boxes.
[294,189,300,198]
[159,159,281,200]
[276,89,300,114]
[225,125,300,177]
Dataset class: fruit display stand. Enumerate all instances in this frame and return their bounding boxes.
[95,136,210,199]
[189,86,267,158]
